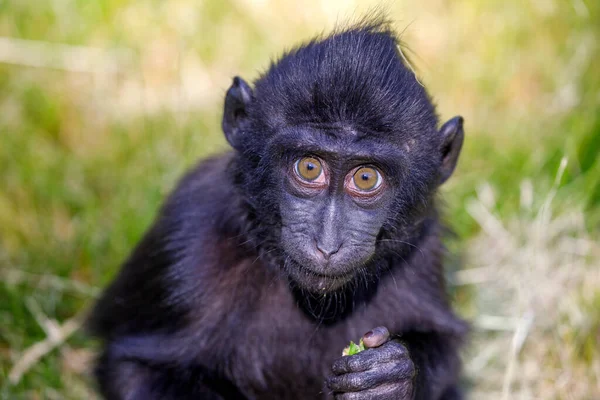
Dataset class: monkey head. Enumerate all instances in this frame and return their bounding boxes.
[222,22,464,293]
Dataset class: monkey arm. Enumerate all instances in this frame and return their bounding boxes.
[94,342,246,400]
[88,217,242,398]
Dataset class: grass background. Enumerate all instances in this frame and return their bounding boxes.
[1,0,599,398]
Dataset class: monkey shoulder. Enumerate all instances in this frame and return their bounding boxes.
[88,152,259,339]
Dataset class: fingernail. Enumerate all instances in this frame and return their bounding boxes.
[364,330,374,338]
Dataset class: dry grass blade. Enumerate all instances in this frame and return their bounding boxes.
[8,308,87,385]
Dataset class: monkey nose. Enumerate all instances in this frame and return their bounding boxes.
[315,241,342,261]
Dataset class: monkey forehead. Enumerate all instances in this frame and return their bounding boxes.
[268,123,403,147]
[265,125,412,169]
[262,120,439,157]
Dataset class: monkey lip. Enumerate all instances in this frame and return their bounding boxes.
[304,267,352,279]
[289,264,355,292]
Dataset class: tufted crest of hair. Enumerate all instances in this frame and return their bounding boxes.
[248,17,438,143]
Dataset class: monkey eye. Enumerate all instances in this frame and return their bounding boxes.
[294,157,324,183]
[347,166,383,194]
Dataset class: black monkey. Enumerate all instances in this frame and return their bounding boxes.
[89,18,467,400]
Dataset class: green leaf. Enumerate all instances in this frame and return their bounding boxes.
[342,339,365,356]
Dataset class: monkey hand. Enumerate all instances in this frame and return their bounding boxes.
[327,326,415,399]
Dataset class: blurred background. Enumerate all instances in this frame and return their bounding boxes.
[1,0,599,398]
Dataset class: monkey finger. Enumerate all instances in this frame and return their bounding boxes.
[328,361,414,393]
[332,349,384,374]
[327,364,392,392]
[332,342,408,375]
[362,326,390,348]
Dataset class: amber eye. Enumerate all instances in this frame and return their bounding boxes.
[352,167,381,192]
[295,157,323,182]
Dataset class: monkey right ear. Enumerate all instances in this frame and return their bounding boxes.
[222,76,253,151]
[438,116,465,184]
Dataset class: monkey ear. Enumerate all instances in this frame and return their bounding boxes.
[438,116,464,184]
[222,76,253,150]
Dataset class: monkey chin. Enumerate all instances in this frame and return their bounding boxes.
[285,263,355,294]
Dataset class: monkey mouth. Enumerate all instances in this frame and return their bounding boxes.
[286,263,355,293]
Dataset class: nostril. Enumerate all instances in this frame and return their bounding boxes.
[315,241,341,260]
[316,246,330,260]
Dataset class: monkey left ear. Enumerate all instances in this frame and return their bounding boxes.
[222,76,253,151]
[438,116,464,184]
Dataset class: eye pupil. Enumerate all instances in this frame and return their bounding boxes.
[306,164,314,171]
[361,173,369,181]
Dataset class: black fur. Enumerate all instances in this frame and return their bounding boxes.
[89,17,467,400]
